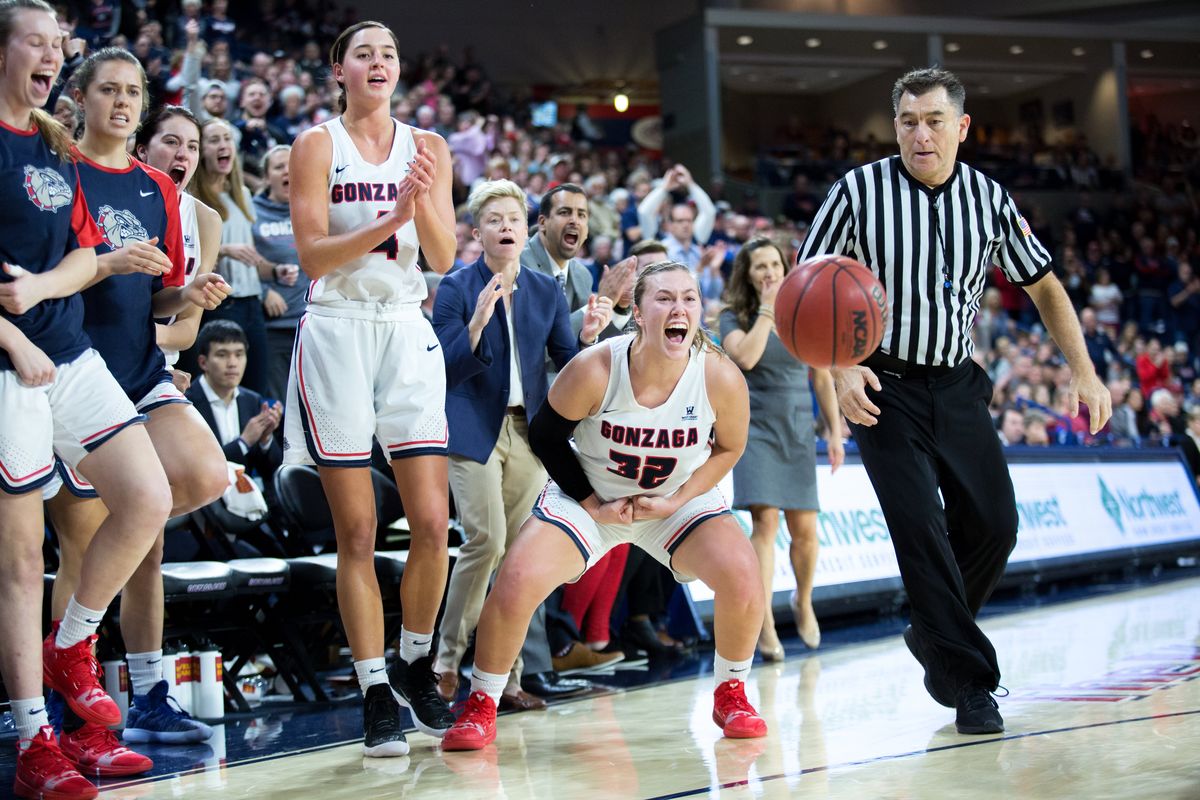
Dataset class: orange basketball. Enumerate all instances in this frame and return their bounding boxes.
[773,255,888,368]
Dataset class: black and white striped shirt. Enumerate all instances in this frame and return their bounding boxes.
[799,155,1052,366]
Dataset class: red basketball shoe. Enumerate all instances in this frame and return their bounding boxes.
[42,634,121,727]
[441,692,497,751]
[13,726,98,800]
[713,679,768,738]
[61,723,153,777]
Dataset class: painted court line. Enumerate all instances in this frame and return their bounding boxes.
[646,707,1200,799]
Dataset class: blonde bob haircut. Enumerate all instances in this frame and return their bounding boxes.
[467,179,527,224]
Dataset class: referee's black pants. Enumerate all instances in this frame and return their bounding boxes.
[850,360,1017,692]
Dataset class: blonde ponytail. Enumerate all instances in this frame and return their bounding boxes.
[30,108,73,161]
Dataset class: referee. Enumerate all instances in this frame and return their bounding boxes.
[800,67,1111,734]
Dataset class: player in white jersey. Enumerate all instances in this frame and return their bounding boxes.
[287,21,456,758]
[443,262,769,751]
[135,106,221,385]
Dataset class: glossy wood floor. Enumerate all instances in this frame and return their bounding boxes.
[75,578,1200,798]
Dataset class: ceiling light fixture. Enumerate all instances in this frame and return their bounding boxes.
[1071,46,1086,57]
[1009,44,1024,55]
[945,42,960,53]
[872,40,888,50]
[1140,49,1154,59]
[613,93,629,113]
[736,35,753,46]
[805,37,821,48]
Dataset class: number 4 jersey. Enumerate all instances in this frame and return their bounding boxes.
[573,334,715,502]
[307,116,424,313]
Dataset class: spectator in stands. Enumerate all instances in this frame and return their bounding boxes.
[1023,411,1051,446]
[1081,307,1120,382]
[193,117,272,393]
[234,78,288,185]
[584,174,620,241]
[638,164,716,271]
[781,172,820,226]
[432,179,614,710]
[272,85,310,141]
[204,49,239,104]
[1106,380,1139,444]
[973,287,1008,357]
[447,110,493,188]
[1149,387,1186,444]
[252,145,304,401]
[186,320,282,485]
[1169,261,1200,354]
[997,406,1025,445]
[173,0,205,49]
[1135,338,1172,397]
[1088,266,1123,336]
[1135,236,1172,334]
[78,0,119,48]
[202,0,237,50]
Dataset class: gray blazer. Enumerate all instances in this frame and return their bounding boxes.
[519,234,595,337]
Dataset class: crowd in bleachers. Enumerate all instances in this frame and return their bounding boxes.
[50,0,1199,472]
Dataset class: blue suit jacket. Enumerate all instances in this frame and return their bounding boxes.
[433,256,578,463]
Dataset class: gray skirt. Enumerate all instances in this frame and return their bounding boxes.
[731,387,819,511]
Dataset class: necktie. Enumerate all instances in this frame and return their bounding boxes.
[555,272,567,295]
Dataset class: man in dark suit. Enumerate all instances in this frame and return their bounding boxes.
[186,320,283,486]
[432,180,617,711]
[520,183,634,345]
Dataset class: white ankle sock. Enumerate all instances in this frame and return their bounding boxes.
[714,652,753,685]
[56,596,107,649]
[354,657,389,692]
[127,650,164,698]
[11,697,49,741]
[399,626,432,664]
[469,667,508,705]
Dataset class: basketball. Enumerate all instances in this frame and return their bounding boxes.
[773,255,888,369]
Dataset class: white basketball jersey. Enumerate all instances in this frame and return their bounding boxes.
[161,192,201,367]
[306,117,424,312]
[573,335,715,502]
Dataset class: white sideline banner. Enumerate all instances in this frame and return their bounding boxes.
[689,459,1200,604]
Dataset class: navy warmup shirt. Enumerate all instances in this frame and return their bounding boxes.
[0,121,103,370]
[74,148,186,398]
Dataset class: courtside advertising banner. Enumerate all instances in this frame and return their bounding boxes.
[692,457,1200,603]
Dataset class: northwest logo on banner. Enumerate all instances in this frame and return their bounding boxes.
[694,458,1200,604]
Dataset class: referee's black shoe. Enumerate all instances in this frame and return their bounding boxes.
[389,655,455,738]
[362,683,409,757]
[903,625,955,708]
[955,684,1004,735]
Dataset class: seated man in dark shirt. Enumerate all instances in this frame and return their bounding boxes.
[186,320,283,486]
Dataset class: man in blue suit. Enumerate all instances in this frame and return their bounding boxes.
[432,180,614,710]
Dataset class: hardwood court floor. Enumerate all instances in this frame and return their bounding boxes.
[10,576,1200,799]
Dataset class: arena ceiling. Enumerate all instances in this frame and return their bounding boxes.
[345,1,1199,101]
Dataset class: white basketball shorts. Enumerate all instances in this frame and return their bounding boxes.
[531,482,732,582]
[1,349,144,495]
[283,306,448,467]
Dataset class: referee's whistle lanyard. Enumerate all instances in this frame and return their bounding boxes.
[932,195,953,292]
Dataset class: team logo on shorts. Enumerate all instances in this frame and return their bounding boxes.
[22,165,72,212]
[96,205,150,250]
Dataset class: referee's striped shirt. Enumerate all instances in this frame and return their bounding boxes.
[799,155,1052,367]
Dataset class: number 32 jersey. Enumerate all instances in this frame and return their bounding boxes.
[573,334,715,502]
